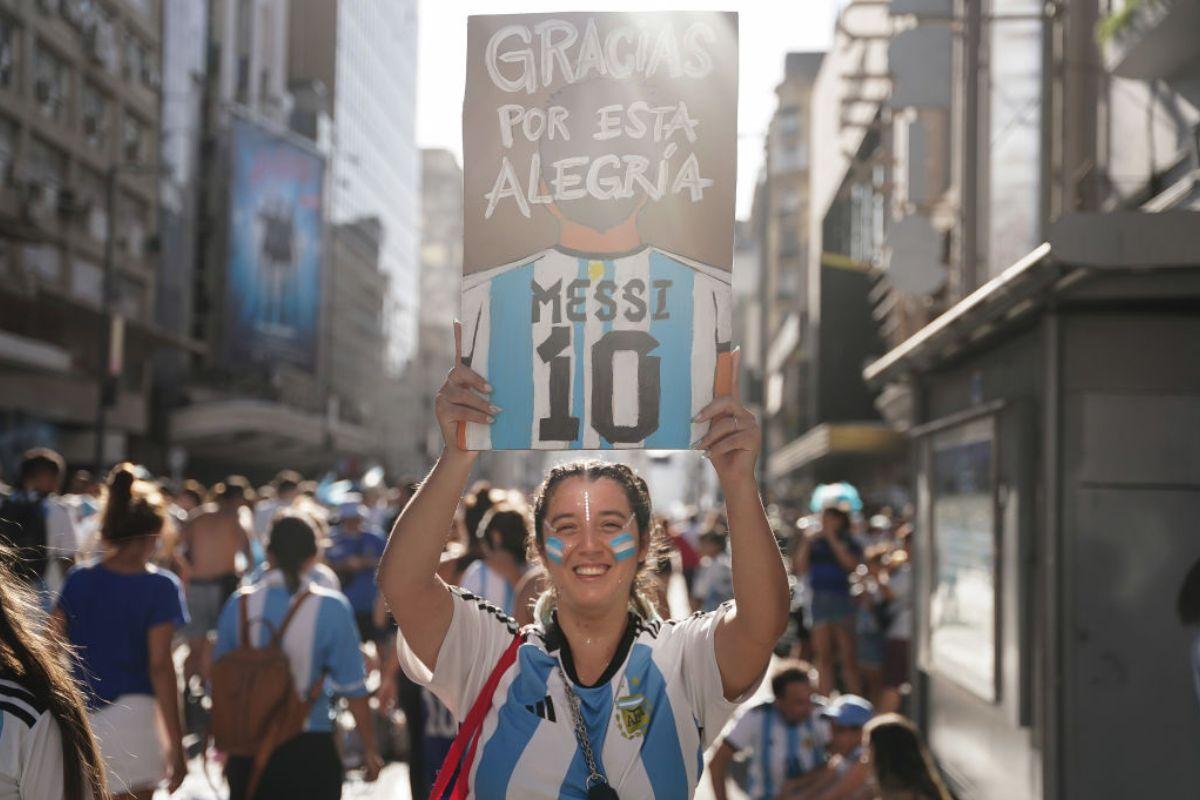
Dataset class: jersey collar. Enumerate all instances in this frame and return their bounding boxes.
[544,610,638,689]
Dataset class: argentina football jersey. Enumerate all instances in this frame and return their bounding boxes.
[461,246,733,450]
[397,587,759,799]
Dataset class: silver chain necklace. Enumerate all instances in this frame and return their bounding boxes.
[555,662,619,800]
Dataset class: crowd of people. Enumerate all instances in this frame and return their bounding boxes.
[0,418,943,800]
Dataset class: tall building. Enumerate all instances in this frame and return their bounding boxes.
[0,0,165,472]
[755,52,824,488]
[288,0,419,369]
[328,216,386,426]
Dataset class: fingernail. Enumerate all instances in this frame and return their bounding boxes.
[483,382,494,393]
[487,415,496,424]
[692,412,704,422]
[489,404,502,414]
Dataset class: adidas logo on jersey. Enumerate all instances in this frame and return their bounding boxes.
[525,695,556,722]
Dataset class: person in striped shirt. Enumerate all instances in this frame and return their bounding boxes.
[379,340,788,798]
[707,662,829,800]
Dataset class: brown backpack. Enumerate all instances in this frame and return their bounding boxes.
[210,589,324,797]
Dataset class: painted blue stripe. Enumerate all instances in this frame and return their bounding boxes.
[627,643,689,798]
[645,252,694,448]
[474,645,554,798]
[600,259,615,449]
[760,705,775,799]
[559,681,614,798]
[571,258,588,448]
[488,264,535,448]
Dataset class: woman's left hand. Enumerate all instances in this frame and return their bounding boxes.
[694,349,760,483]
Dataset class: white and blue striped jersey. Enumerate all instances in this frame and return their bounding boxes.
[461,246,733,450]
[397,588,759,799]
[214,570,368,733]
[0,675,67,799]
[722,701,830,800]
[458,560,516,615]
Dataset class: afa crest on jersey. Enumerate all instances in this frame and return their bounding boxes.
[616,693,650,739]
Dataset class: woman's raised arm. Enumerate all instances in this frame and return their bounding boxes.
[377,323,495,669]
[693,350,790,700]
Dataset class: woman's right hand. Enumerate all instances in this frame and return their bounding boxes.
[435,321,497,453]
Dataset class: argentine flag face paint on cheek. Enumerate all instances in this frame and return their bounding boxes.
[610,531,638,562]
[545,536,566,564]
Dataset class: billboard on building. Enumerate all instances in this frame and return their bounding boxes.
[224,116,325,371]
[460,11,739,450]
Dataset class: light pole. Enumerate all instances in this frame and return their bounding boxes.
[94,161,168,471]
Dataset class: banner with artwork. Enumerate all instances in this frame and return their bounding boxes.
[224,116,325,371]
[460,11,738,450]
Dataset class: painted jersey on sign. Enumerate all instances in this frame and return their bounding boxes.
[461,246,732,450]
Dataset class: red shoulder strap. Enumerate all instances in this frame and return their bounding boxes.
[428,630,523,800]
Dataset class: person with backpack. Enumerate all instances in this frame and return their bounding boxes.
[53,464,189,799]
[0,538,109,800]
[212,509,382,800]
[379,338,789,798]
[0,448,80,605]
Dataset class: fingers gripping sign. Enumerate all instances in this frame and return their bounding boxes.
[437,321,498,453]
[692,348,760,480]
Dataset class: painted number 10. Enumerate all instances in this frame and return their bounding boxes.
[536,326,661,444]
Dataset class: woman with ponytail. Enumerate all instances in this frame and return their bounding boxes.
[213,510,382,799]
[378,332,790,798]
[53,464,188,799]
[0,538,107,799]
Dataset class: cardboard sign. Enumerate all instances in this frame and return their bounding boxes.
[461,11,738,450]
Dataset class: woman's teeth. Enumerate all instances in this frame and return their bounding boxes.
[573,564,610,577]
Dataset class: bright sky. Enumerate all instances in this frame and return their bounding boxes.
[416,1,838,219]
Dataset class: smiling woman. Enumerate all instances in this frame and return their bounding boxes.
[376,324,791,800]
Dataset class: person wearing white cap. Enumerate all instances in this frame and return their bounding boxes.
[325,496,387,643]
[779,694,875,799]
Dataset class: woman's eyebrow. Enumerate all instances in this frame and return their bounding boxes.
[597,509,632,520]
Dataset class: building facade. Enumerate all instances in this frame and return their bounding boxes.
[0,0,165,473]
[859,1,1200,797]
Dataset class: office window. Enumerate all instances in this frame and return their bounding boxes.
[82,81,108,150]
[928,415,998,701]
[33,42,68,121]
[0,15,16,91]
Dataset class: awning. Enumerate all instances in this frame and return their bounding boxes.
[767,422,907,479]
[864,210,1200,387]
[169,399,381,470]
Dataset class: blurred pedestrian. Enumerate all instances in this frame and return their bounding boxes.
[457,497,533,616]
[253,470,303,540]
[326,497,388,643]
[0,448,79,604]
[180,477,256,687]
[215,510,381,799]
[0,538,108,800]
[780,694,874,799]
[879,526,914,714]
[795,484,865,696]
[863,714,951,800]
[691,529,733,612]
[708,662,828,800]
[54,464,188,799]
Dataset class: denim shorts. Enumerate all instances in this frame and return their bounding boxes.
[809,589,855,626]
